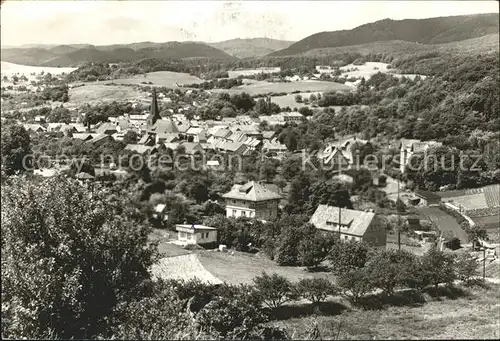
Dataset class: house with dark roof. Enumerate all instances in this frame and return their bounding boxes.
[399,139,442,173]
[222,181,282,221]
[310,205,386,248]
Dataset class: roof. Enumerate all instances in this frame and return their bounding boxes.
[151,254,223,285]
[176,224,217,231]
[124,144,156,154]
[217,141,246,152]
[310,205,376,237]
[75,172,95,180]
[150,119,179,134]
[154,204,167,213]
[186,127,204,135]
[180,142,203,155]
[223,181,282,202]
[157,132,179,143]
[85,134,112,144]
[414,189,442,201]
[96,122,117,134]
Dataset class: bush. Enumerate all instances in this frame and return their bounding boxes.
[197,284,267,339]
[295,278,337,305]
[253,272,297,309]
[454,253,479,284]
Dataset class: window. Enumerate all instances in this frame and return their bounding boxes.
[344,235,348,241]
[232,209,237,217]
[242,211,246,217]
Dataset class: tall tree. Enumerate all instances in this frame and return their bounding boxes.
[1,177,157,339]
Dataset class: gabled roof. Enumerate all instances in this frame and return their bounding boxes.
[217,141,247,152]
[124,144,157,154]
[223,181,282,201]
[96,122,117,134]
[415,189,442,201]
[310,205,376,237]
[150,119,179,134]
[180,142,203,155]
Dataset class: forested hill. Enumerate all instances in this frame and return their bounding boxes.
[0,42,235,67]
[269,13,499,56]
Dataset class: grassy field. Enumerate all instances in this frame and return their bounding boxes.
[0,61,76,76]
[272,284,500,339]
[269,91,324,108]
[68,83,145,105]
[228,67,281,78]
[101,71,203,87]
[211,80,350,96]
[339,62,426,81]
[197,250,333,285]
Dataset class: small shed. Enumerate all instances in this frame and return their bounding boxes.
[175,224,218,248]
[413,190,442,206]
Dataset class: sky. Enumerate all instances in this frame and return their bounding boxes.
[1,0,498,46]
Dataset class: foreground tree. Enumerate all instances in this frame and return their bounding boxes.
[327,240,369,275]
[365,249,416,295]
[1,177,157,339]
[1,124,32,176]
[253,272,296,309]
[296,278,338,305]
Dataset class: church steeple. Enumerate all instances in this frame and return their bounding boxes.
[147,88,161,127]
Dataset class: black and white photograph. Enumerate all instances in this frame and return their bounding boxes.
[1,0,499,339]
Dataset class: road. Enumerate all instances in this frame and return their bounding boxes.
[418,206,469,244]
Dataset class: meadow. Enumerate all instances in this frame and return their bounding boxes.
[68,84,145,105]
[228,67,281,78]
[339,62,426,80]
[100,70,204,87]
[272,283,500,339]
[211,80,350,96]
[0,61,77,77]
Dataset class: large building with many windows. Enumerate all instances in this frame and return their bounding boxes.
[222,181,282,221]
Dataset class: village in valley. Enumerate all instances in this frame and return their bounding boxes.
[1,1,499,340]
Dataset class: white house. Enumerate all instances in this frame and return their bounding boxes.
[222,181,282,221]
[175,224,218,246]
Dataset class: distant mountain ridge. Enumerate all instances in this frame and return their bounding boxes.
[301,33,499,57]
[207,38,294,58]
[1,41,235,67]
[269,13,499,56]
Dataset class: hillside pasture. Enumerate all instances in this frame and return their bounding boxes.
[228,67,281,78]
[273,284,500,339]
[211,80,350,96]
[197,250,333,285]
[269,91,324,108]
[100,71,204,87]
[339,62,427,81]
[68,84,144,105]
[0,61,76,77]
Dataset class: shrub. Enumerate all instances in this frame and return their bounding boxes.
[253,272,297,309]
[197,284,267,339]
